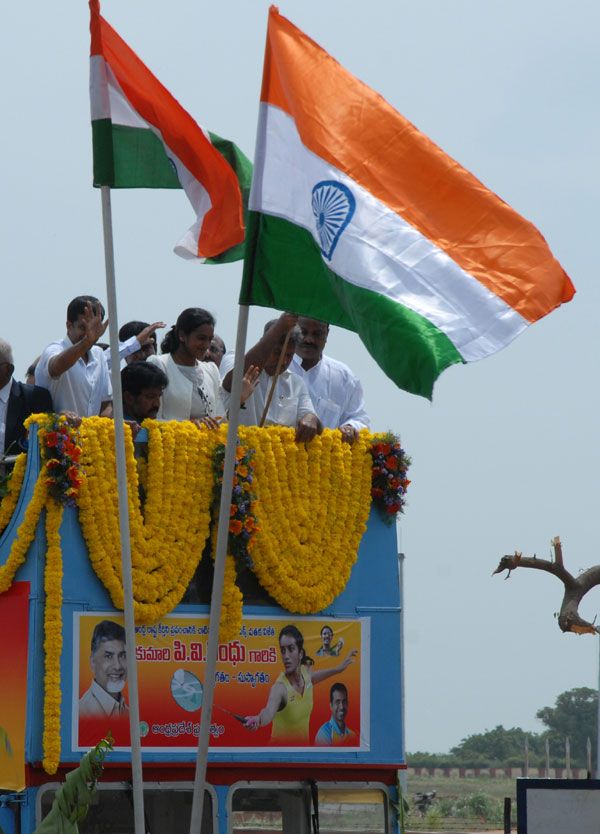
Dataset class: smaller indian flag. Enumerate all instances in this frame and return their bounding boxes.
[89,0,251,261]
[241,7,575,397]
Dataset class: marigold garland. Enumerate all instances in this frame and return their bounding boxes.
[0,466,48,594]
[0,452,27,534]
[0,417,410,776]
[239,427,373,613]
[42,498,63,774]
[76,418,219,623]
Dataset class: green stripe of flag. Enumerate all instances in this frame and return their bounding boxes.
[92,120,180,188]
[205,133,253,265]
[91,122,252,262]
[240,211,463,398]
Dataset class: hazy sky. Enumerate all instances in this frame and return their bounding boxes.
[2,1,599,754]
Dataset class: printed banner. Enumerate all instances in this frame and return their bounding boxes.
[0,582,29,791]
[73,613,369,752]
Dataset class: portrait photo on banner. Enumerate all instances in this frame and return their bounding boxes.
[72,612,370,752]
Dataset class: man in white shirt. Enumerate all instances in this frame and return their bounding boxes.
[35,296,112,417]
[221,314,319,442]
[104,319,166,369]
[79,620,128,719]
[291,317,370,443]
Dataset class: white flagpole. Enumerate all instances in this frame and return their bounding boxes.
[189,303,250,834]
[100,185,146,834]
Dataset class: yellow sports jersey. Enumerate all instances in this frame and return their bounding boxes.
[271,665,313,744]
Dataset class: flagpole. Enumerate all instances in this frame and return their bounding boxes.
[100,185,146,834]
[189,303,250,834]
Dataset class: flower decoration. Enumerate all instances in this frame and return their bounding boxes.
[242,427,373,614]
[369,432,411,523]
[35,414,84,506]
[0,417,410,775]
[0,452,27,534]
[212,441,259,570]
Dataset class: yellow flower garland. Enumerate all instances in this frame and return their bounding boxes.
[240,426,373,613]
[0,469,47,594]
[76,418,219,624]
[0,418,377,777]
[42,499,63,774]
[0,452,27,534]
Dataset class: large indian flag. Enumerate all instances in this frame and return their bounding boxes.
[89,0,251,262]
[241,7,575,397]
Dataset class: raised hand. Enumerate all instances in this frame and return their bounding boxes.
[82,303,109,347]
[137,321,166,345]
[339,649,358,671]
[241,365,261,404]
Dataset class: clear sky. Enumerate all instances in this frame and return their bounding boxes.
[2,0,599,754]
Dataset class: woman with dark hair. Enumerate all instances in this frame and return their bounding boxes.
[147,308,222,425]
[244,624,356,744]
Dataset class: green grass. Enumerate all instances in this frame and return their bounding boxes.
[408,773,516,802]
[405,774,516,831]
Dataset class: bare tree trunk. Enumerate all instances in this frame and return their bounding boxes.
[492,537,600,635]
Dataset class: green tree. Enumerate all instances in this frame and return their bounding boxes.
[536,687,597,766]
[450,725,540,766]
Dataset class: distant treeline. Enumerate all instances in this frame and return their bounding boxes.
[408,687,597,769]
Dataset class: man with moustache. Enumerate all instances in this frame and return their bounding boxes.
[290,318,369,443]
[121,361,168,424]
[79,620,128,719]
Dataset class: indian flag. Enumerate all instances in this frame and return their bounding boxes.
[89,0,251,261]
[241,7,575,397]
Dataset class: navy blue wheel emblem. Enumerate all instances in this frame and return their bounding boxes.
[311,180,356,260]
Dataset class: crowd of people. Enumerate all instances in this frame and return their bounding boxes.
[0,293,371,458]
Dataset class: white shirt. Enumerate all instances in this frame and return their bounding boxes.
[0,377,12,455]
[79,679,128,719]
[290,354,370,430]
[104,335,141,369]
[220,351,315,427]
[147,353,223,421]
[35,338,112,416]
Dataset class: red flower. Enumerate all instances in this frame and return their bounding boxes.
[229,519,243,535]
[385,455,399,471]
[67,466,81,484]
[402,479,411,489]
[380,443,392,456]
[389,478,401,489]
[386,503,400,515]
[45,432,59,448]
[46,459,60,471]
[371,487,384,498]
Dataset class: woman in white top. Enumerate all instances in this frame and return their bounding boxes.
[147,308,223,426]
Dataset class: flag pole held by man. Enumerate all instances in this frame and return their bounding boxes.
[240,6,575,399]
[89,0,251,261]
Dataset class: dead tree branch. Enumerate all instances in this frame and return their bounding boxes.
[492,538,600,635]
